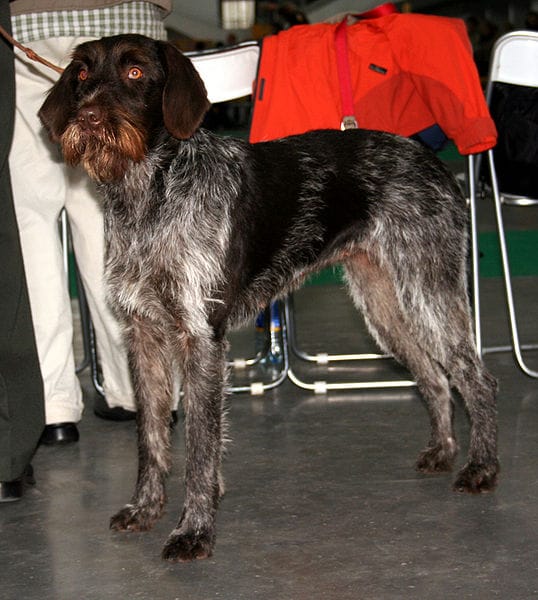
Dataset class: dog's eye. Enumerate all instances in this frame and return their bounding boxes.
[128,67,143,80]
[78,68,88,81]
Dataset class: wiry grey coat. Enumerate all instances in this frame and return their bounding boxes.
[39,34,499,563]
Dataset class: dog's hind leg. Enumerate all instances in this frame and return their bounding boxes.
[110,315,174,532]
[343,253,459,474]
[445,337,499,493]
[343,251,498,492]
[161,331,228,562]
[344,254,464,473]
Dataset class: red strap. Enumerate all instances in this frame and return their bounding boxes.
[334,4,399,130]
[335,20,357,130]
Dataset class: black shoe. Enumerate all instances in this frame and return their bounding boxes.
[94,394,178,426]
[93,394,136,421]
[40,423,79,445]
[0,465,35,503]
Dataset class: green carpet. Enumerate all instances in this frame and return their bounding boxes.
[479,230,538,277]
[305,230,538,286]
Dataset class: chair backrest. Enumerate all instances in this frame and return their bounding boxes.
[186,41,260,104]
[485,31,538,200]
[487,30,538,92]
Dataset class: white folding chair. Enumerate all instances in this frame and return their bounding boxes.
[187,41,259,104]
[480,31,538,377]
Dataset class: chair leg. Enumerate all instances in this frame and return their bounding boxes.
[60,208,92,375]
[467,154,483,356]
[488,150,538,378]
[228,306,272,371]
[286,293,389,364]
[73,256,91,375]
[283,297,416,394]
[80,283,106,397]
[229,301,290,395]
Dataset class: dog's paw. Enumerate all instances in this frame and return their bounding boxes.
[416,444,456,474]
[109,503,162,532]
[161,528,215,562]
[452,461,499,494]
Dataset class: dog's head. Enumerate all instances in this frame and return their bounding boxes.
[39,34,210,183]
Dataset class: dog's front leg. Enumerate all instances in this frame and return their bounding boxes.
[110,315,173,532]
[161,333,228,562]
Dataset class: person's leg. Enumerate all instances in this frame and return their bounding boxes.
[0,0,45,498]
[66,168,136,412]
[10,39,85,426]
[0,165,45,493]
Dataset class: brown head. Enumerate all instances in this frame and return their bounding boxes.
[38,34,210,183]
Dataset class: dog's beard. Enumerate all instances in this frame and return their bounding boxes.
[61,119,146,183]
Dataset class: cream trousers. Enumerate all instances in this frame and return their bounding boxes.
[9,37,135,423]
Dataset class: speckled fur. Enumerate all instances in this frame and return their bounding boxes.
[39,34,499,563]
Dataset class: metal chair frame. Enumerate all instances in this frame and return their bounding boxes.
[478,30,538,377]
[285,152,481,393]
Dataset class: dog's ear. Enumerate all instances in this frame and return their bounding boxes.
[38,63,79,142]
[159,42,210,139]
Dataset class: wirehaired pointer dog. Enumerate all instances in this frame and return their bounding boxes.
[39,34,499,562]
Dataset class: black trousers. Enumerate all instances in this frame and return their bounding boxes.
[0,0,44,481]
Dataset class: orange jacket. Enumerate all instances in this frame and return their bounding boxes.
[249,13,497,154]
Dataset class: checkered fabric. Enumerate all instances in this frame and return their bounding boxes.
[12,1,167,43]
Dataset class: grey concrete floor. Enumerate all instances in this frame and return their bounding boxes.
[1,191,538,599]
[1,276,538,600]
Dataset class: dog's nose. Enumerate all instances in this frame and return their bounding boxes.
[77,106,103,130]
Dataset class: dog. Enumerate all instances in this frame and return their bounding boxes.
[38,34,499,562]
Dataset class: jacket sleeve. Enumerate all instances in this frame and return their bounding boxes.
[380,14,497,154]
